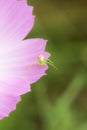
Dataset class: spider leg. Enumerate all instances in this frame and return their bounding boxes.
[46,61,57,70]
[47,59,54,64]
[26,62,40,70]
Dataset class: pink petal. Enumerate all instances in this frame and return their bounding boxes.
[0,76,31,96]
[24,64,48,84]
[0,39,50,81]
[0,0,34,44]
[0,93,20,119]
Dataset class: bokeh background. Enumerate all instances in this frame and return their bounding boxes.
[0,0,87,130]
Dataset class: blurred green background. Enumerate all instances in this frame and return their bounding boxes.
[0,0,87,130]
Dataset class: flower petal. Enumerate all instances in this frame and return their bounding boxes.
[24,64,48,84]
[0,0,34,44]
[0,93,20,119]
[0,76,31,96]
[0,39,50,81]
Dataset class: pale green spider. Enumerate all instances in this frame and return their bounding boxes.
[27,54,57,70]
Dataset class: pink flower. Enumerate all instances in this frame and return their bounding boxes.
[0,0,50,119]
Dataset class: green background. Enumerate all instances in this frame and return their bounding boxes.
[0,0,87,130]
